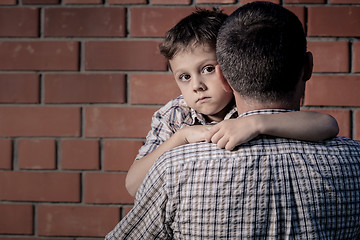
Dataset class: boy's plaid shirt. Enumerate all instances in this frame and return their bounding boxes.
[136,95,237,160]
[106,109,360,239]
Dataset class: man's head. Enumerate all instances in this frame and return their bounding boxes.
[216,1,313,110]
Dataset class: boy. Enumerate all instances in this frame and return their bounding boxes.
[125,9,338,197]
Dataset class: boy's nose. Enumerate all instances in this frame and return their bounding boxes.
[192,77,206,91]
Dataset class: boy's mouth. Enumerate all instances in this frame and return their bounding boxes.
[196,97,210,103]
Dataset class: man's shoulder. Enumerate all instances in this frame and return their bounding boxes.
[156,142,227,166]
[319,136,360,147]
[238,136,360,157]
[159,136,360,162]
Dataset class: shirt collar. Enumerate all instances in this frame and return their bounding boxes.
[178,96,238,125]
[238,109,294,118]
[192,106,238,125]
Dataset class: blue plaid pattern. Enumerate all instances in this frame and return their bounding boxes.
[107,110,360,239]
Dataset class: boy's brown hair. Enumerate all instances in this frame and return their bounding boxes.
[159,8,228,62]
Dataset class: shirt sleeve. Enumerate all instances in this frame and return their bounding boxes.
[105,156,172,240]
[135,98,187,160]
[135,109,173,160]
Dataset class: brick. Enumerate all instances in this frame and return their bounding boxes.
[241,0,280,4]
[0,107,80,137]
[109,0,146,3]
[84,172,134,203]
[18,139,56,170]
[23,0,59,3]
[130,74,180,104]
[37,205,120,237]
[308,6,360,37]
[44,74,126,103]
[221,6,241,15]
[306,109,351,138]
[354,41,360,73]
[0,74,39,103]
[284,0,324,3]
[0,139,12,169]
[196,0,235,3]
[304,75,360,107]
[103,140,143,171]
[328,110,351,138]
[61,140,99,170]
[85,107,156,138]
[65,0,103,3]
[130,7,195,37]
[0,41,79,71]
[72,239,100,240]
[355,110,360,141]
[330,0,360,3]
[122,206,133,218]
[85,41,166,71]
[0,238,71,240]
[152,0,190,4]
[0,0,17,5]
[0,172,80,202]
[44,8,125,37]
[0,8,39,37]
[0,204,33,234]
[308,41,349,73]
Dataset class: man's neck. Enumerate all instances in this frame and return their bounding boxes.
[234,93,300,116]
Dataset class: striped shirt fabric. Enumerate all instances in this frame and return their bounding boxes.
[136,95,237,160]
[106,109,360,239]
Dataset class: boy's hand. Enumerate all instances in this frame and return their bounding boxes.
[181,125,212,144]
[206,117,261,150]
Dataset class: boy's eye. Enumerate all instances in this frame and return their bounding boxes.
[179,74,191,82]
[202,65,215,74]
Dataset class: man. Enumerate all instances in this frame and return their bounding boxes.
[106,2,360,239]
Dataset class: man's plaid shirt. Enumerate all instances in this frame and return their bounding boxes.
[106,110,360,239]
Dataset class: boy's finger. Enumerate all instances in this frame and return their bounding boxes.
[225,141,236,151]
[208,124,220,134]
[216,137,228,149]
[204,131,212,142]
[211,131,222,144]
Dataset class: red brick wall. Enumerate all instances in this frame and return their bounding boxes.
[0,0,359,238]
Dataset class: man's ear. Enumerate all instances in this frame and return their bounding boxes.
[303,51,313,81]
[215,65,233,93]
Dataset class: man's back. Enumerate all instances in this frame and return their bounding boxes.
[108,136,360,239]
[168,137,360,238]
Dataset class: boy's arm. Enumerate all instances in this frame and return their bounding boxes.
[126,125,210,197]
[208,111,339,150]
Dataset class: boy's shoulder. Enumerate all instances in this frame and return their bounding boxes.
[165,95,187,107]
[155,95,190,115]
[153,95,196,129]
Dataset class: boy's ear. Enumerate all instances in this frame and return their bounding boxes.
[216,65,233,93]
[303,51,313,82]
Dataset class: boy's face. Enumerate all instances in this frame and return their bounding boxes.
[169,44,234,122]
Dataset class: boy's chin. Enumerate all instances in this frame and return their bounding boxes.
[202,112,225,123]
